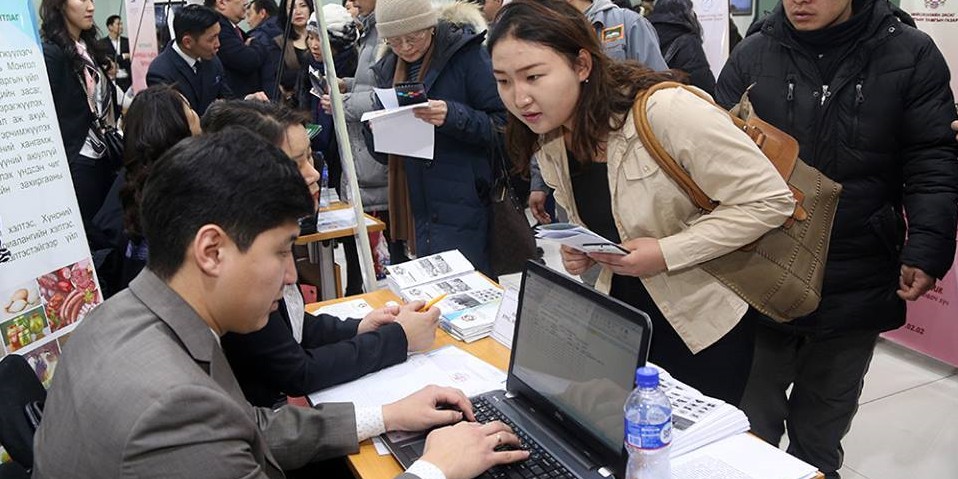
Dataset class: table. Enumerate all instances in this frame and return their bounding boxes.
[297,202,386,300]
[307,292,824,479]
[307,290,510,479]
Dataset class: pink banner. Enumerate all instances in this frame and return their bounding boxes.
[883,263,958,367]
[126,0,158,93]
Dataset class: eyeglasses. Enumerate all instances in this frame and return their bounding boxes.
[383,29,430,49]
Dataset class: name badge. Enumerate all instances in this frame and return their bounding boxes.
[602,24,625,43]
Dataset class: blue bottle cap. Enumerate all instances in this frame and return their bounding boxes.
[635,367,659,388]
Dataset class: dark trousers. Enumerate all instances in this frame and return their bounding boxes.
[69,154,117,238]
[611,275,756,405]
[740,323,879,479]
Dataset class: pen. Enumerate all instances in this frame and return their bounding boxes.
[419,293,448,312]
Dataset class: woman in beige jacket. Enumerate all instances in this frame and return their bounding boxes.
[488,0,796,404]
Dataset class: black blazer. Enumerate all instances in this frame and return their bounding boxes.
[42,41,96,165]
[146,43,232,114]
[97,35,131,89]
[216,15,265,97]
[221,301,409,408]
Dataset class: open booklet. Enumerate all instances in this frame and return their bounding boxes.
[535,223,628,255]
[386,250,502,342]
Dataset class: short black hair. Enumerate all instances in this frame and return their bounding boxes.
[251,0,279,17]
[201,100,309,146]
[106,15,122,28]
[140,127,313,280]
[173,5,220,44]
[203,0,218,8]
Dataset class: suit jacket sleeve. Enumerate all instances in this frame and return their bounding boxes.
[218,21,264,74]
[222,311,408,398]
[121,384,358,477]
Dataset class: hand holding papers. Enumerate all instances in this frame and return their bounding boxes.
[362,88,434,160]
[535,223,629,255]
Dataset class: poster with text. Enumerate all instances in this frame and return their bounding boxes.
[882,0,958,367]
[692,0,729,80]
[126,0,159,93]
[0,1,103,374]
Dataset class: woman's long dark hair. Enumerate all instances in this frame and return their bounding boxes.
[278,0,315,41]
[488,0,680,172]
[121,86,195,238]
[39,0,109,74]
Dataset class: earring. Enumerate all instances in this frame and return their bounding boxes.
[583,78,590,84]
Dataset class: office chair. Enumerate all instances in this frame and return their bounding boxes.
[0,354,46,472]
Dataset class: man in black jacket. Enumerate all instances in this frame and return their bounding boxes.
[205,0,268,97]
[98,15,131,91]
[147,5,233,114]
[716,1,958,478]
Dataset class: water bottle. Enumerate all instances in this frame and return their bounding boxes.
[319,160,330,208]
[624,367,672,479]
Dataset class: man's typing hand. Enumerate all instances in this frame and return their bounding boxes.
[421,421,529,479]
[382,385,475,432]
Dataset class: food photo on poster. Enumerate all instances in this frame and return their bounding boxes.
[36,259,102,332]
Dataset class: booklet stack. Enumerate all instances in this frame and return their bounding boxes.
[643,363,752,458]
[386,250,502,342]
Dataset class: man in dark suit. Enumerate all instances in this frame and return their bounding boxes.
[205,0,268,97]
[99,14,132,91]
[147,5,233,115]
[33,129,528,479]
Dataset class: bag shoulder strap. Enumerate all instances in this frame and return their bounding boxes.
[633,81,722,212]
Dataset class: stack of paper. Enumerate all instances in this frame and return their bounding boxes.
[534,223,628,255]
[644,364,751,458]
[672,433,818,479]
[386,250,503,342]
[315,208,375,234]
[307,345,506,407]
[490,287,520,348]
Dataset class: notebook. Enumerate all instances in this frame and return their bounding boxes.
[382,261,653,479]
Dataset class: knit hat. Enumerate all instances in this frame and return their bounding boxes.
[375,0,438,39]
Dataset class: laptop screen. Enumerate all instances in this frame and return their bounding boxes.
[510,263,650,454]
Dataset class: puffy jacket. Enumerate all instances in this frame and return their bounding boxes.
[648,5,715,94]
[250,16,283,99]
[340,13,389,212]
[716,0,958,333]
[370,15,506,275]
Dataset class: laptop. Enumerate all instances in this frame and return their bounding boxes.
[382,261,653,479]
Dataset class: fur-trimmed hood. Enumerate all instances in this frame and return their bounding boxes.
[376,1,488,60]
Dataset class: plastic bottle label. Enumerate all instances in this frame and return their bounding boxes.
[625,418,672,450]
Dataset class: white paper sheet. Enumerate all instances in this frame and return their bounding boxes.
[311,298,374,320]
[316,208,377,233]
[672,434,818,479]
[307,346,506,407]
[361,92,433,160]
[491,287,519,349]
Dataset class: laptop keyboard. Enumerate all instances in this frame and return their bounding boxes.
[473,397,577,479]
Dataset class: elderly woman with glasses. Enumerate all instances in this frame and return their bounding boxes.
[367,0,505,276]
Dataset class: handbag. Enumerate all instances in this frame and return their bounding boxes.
[487,124,537,278]
[80,63,124,170]
[633,82,842,322]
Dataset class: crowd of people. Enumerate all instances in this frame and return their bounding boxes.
[29,1,958,479]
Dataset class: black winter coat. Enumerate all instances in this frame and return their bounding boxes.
[648,17,715,94]
[716,0,958,333]
[370,21,507,275]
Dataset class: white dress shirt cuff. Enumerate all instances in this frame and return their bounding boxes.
[356,406,386,442]
[407,460,448,479]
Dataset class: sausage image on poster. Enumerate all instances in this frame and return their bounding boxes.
[36,259,102,332]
